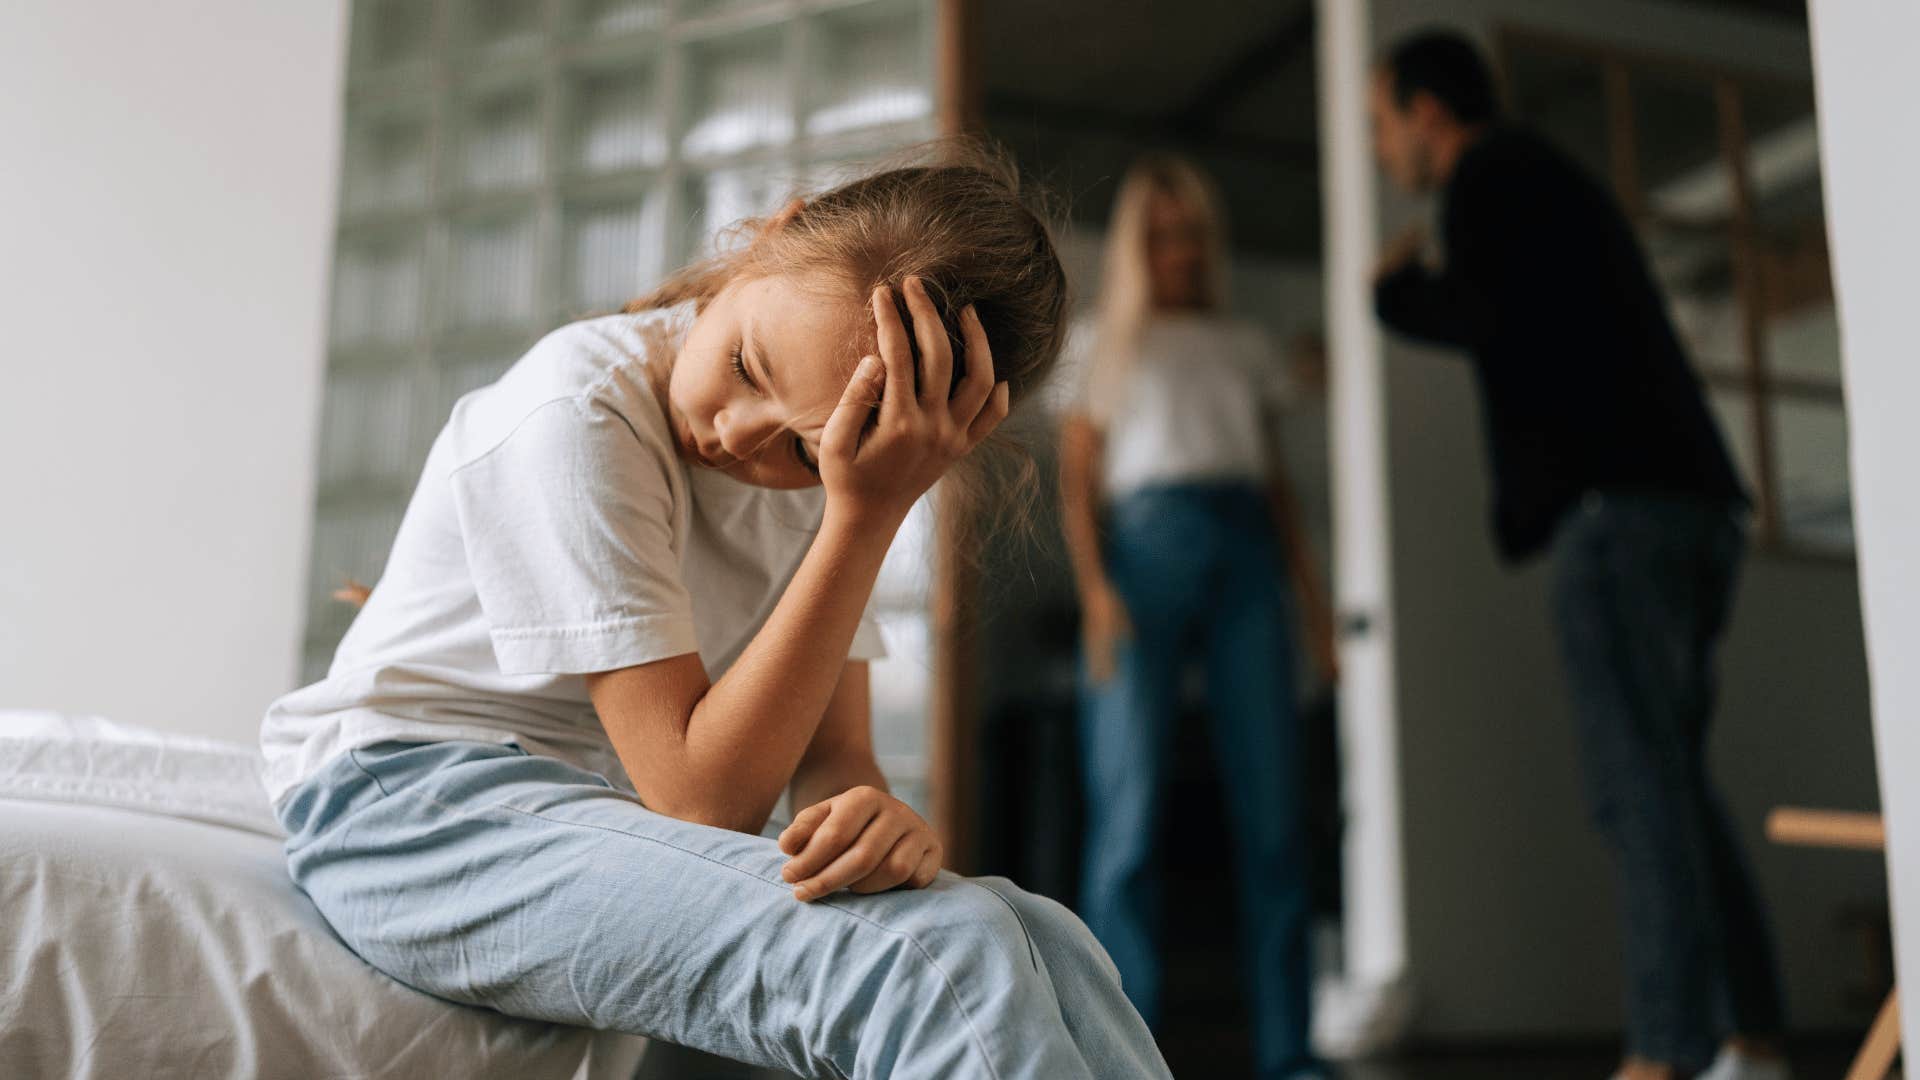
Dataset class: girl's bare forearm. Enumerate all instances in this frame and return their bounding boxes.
[677,508,899,827]
[789,749,890,813]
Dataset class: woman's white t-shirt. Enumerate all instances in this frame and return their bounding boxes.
[260,306,885,807]
[1061,312,1292,498]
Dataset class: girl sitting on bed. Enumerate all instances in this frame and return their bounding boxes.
[261,143,1172,1079]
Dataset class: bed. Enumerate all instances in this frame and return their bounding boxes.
[0,711,651,1079]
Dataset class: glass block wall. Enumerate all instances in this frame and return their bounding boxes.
[307,0,939,808]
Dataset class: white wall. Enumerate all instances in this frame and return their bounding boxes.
[1808,0,1920,1048]
[0,2,347,744]
[1358,0,1882,1039]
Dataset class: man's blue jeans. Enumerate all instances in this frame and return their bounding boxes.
[1549,491,1787,1068]
[1076,482,1316,1079]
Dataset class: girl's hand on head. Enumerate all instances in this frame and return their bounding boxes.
[777,785,942,901]
[818,277,1010,527]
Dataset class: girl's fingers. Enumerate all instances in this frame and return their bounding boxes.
[780,795,884,885]
[909,842,943,889]
[791,818,910,901]
[870,286,916,425]
[777,801,832,856]
[966,381,1011,445]
[948,304,996,422]
[902,277,951,410]
[847,833,932,895]
[821,355,883,460]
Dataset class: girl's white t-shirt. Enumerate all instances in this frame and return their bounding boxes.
[260,306,885,807]
[1059,312,1292,498]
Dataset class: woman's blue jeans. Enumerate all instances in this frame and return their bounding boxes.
[1076,481,1316,1078]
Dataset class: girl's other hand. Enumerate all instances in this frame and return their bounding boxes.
[777,785,942,901]
[819,277,1009,527]
[1082,579,1132,684]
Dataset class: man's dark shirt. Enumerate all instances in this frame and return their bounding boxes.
[1374,126,1748,562]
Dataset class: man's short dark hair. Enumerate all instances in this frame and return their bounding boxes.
[1384,29,1502,126]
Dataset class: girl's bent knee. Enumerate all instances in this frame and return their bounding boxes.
[971,877,1122,984]
[884,877,1042,977]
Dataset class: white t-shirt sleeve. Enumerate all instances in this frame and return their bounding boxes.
[1246,323,1297,415]
[450,395,698,676]
[1233,324,1295,478]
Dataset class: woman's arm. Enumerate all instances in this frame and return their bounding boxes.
[1264,447,1338,686]
[1057,415,1106,598]
[1059,414,1129,682]
[588,279,1007,835]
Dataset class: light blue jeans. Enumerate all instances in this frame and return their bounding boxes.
[276,740,1171,1080]
[1078,482,1316,1079]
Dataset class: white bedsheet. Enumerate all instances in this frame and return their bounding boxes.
[0,711,648,1079]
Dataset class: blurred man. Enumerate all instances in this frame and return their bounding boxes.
[1368,28,1787,1080]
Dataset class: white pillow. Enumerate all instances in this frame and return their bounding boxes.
[0,710,282,836]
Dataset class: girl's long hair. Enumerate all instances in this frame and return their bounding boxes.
[1084,154,1229,423]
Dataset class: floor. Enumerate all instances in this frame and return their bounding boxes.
[633,1034,1880,1079]
[1341,1038,1874,1079]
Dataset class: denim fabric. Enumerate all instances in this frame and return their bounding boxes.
[1076,482,1316,1079]
[277,740,1172,1080]
[1549,491,1786,1068]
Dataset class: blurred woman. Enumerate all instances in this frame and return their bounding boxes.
[1058,155,1335,1080]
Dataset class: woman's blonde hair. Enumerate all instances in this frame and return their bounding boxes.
[626,138,1069,525]
[1083,154,1229,423]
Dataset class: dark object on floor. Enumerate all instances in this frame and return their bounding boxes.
[1301,683,1344,921]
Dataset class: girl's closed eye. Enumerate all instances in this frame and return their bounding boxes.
[727,336,815,476]
[729,344,755,389]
